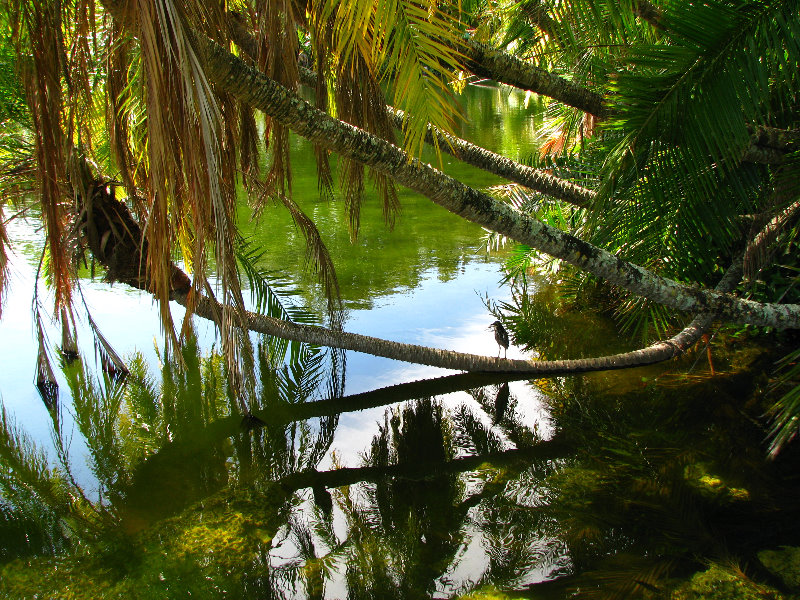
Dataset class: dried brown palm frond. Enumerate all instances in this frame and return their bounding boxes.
[15,0,73,313]
[33,251,58,411]
[79,293,128,381]
[63,0,99,148]
[311,35,335,203]
[306,7,401,238]
[252,178,343,328]
[34,313,59,412]
[128,0,252,392]
[253,0,302,201]
[0,203,9,318]
[105,21,140,206]
[334,53,399,239]
[238,100,261,189]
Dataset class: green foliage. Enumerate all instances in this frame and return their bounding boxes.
[0,406,70,562]
[315,0,466,161]
[766,345,800,457]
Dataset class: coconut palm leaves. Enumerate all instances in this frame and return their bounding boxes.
[314,0,464,158]
[6,0,470,400]
[12,0,72,313]
[593,0,800,272]
[306,0,465,236]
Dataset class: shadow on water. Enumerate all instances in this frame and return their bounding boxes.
[2,306,800,599]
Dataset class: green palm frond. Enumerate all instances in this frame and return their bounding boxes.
[63,357,129,497]
[0,405,76,526]
[572,0,800,297]
[0,407,71,560]
[317,0,466,161]
[766,346,800,457]
[601,0,800,205]
[237,235,333,364]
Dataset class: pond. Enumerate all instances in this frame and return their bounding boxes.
[1,85,800,599]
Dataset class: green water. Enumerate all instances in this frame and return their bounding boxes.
[2,85,800,599]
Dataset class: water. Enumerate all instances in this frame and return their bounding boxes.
[2,85,799,599]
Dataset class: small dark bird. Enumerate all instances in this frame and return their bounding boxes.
[489,320,509,358]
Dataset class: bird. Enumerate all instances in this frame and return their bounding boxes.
[489,320,509,358]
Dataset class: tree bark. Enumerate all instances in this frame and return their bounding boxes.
[194,37,800,329]
[459,38,609,118]
[73,154,735,376]
[175,256,738,374]
[387,107,595,208]
[100,0,800,329]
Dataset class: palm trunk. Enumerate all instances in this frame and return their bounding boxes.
[459,38,609,118]
[100,0,800,329]
[195,36,800,330]
[387,107,595,208]
[73,154,734,375]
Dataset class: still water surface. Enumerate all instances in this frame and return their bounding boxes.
[0,84,546,465]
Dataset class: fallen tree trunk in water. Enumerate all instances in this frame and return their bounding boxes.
[74,162,739,376]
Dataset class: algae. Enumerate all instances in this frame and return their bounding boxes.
[759,546,800,591]
[0,487,289,600]
[666,564,791,600]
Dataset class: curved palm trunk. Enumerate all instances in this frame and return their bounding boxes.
[193,35,800,329]
[100,0,800,330]
[76,158,733,376]
[387,107,595,208]
[176,255,736,374]
[459,38,609,118]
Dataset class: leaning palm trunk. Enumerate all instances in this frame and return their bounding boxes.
[71,159,738,375]
[94,0,800,331]
[186,33,800,329]
[178,258,740,373]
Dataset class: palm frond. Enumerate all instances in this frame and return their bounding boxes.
[252,189,343,327]
[766,346,800,458]
[316,0,465,162]
[34,309,59,413]
[333,52,400,238]
[33,251,58,412]
[62,355,128,497]
[58,306,78,363]
[453,403,506,455]
[79,288,129,380]
[0,404,74,523]
[16,0,73,313]
[599,0,800,233]
[0,201,9,317]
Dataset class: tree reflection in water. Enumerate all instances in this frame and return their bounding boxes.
[1,328,800,599]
